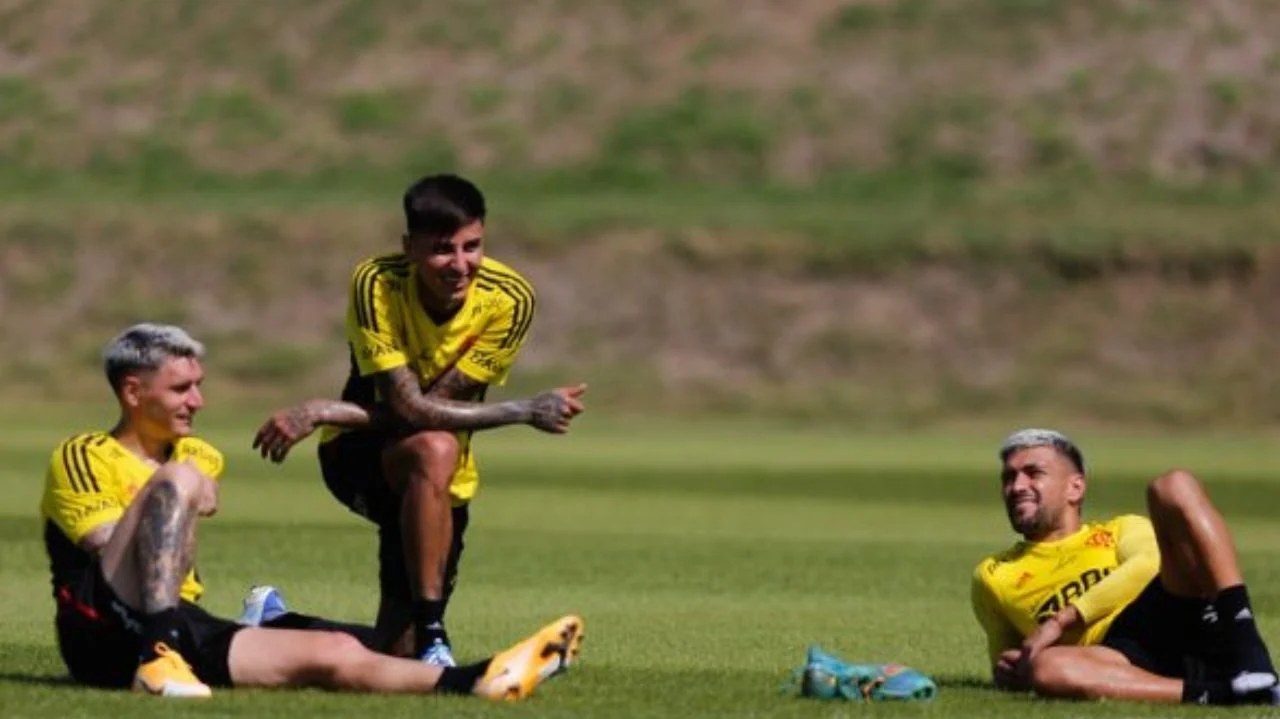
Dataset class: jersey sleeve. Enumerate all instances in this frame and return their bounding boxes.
[971,563,1023,664]
[43,439,122,545]
[174,439,225,480]
[455,274,536,386]
[1071,515,1160,624]
[347,258,410,376]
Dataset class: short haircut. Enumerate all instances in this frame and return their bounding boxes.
[402,173,486,239]
[999,428,1085,474]
[102,323,205,392]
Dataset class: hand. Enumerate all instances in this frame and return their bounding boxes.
[527,384,587,434]
[253,402,319,463]
[993,649,1028,690]
[195,473,219,518]
[1013,605,1078,678]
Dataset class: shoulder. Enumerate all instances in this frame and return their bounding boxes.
[48,431,113,466]
[973,542,1027,581]
[476,257,536,306]
[1104,514,1153,535]
[174,437,225,478]
[351,253,412,287]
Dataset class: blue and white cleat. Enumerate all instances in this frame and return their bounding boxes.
[238,585,288,626]
[421,638,458,667]
[795,645,937,702]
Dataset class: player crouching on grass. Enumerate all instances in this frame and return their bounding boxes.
[971,428,1278,706]
[40,322,583,699]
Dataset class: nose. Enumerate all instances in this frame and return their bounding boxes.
[1007,472,1032,495]
[189,387,205,410]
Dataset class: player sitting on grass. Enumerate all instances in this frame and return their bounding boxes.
[971,428,1278,706]
[41,322,584,699]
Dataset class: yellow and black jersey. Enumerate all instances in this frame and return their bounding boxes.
[970,515,1160,663]
[40,432,224,603]
[323,253,536,504]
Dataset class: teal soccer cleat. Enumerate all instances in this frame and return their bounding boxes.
[794,645,938,702]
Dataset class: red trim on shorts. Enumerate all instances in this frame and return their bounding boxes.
[56,585,100,621]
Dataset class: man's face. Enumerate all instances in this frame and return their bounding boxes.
[121,356,205,440]
[404,220,484,310]
[1000,446,1084,539]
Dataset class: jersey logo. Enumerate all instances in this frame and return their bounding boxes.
[1034,567,1112,622]
[1015,571,1034,589]
[1084,530,1115,548]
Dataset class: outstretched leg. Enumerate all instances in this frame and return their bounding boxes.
[1147,470,1277,692]
[227,614,585,700]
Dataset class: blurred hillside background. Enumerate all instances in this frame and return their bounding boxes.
[1,0,1278,428]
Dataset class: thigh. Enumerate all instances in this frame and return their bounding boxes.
[175,601,246,688]
[319,431,398,524]
[226,626,363,688]
[1102,579,1204,678]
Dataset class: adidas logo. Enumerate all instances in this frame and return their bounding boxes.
[1201,606,1219,624]
[1236,608,1254,622]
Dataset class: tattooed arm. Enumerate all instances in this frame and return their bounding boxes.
[377,365,585,433]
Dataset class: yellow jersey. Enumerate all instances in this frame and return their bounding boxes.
[970,515,1160,663]
[322,253,536,504]
[41,432,224,604]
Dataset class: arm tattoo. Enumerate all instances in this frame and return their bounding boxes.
[377,365,530,432]
[425,367,489,402]
[135,481,197,614]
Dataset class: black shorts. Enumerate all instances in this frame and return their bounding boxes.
[1101,578,1231,680]
[53,563,244,689]
[318,430,471,603]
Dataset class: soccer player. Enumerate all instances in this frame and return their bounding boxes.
[43,322,584,699]
[252,173,586,667]
[971,428,1279,706]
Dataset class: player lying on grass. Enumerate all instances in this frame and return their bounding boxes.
[971,428,1278,706]
[252,173,586,667]
[40,322,584,699]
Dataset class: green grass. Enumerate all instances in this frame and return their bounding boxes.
[1,410,1278,717]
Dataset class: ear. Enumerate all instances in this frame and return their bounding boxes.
[1067,473,1087,505]
[119,375,145,409]
[401,232,412,255]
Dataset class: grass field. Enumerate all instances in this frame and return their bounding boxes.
[0,408,1278,718]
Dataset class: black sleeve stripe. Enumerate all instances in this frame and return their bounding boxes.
[476,268,536,349]
[354,258,412,334]
[75,443,102,493]
[60,441,85,493]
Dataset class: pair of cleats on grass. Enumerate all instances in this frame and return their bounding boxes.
[133,584,584,700]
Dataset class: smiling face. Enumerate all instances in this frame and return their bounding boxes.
[119,356,206,442]
[1000,445,1086,541]
[403,220,484,313]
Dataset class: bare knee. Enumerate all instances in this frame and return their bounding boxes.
[147,462,206,508]
[301,632,371,686]
[1029,651,1092,699]
[1147,469,1203,511]
[397,431,459,494]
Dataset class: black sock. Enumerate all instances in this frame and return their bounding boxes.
[1182,679,1235,705]
[413,599,447,656]
[436,659,491,695]
[139,607,183,662]
[1214,584,1277,676]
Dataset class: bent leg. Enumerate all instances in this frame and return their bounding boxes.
[98,462,208,612]
[1146,469,1242,597]
[1030,646,1184,703]
[1147,470,1277,689]
[383,431,461,656]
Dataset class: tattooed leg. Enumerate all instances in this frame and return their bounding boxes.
[135,479,199,613]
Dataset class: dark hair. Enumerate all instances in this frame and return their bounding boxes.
[402,173,486,239]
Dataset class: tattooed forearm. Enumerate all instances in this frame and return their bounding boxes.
[379,366,531,432]
[425,367,489,402]
[135,481,196,613]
